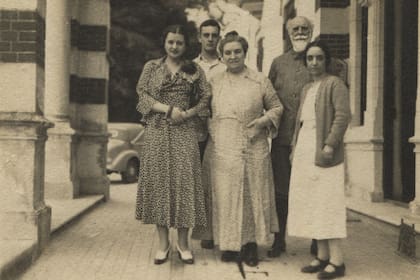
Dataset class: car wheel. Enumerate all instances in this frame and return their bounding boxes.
[121,158,140,183]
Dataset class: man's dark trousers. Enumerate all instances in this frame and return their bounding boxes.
[271,144,291,251]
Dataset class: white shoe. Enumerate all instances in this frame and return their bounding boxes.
[176,243,194,264]
[154,244,170,265]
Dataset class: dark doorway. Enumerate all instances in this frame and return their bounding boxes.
[383,0,417,202]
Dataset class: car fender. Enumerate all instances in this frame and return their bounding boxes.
[108,149,139,172]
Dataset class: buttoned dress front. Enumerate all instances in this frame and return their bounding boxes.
[203,68,282,251]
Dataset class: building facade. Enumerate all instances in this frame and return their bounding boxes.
[260,0,420,229]
[0,0,110,266]
[346,0,419,213]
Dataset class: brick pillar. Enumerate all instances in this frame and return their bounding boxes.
[44,0,76,199]
[70,0,110,200]
[0,0,52,255]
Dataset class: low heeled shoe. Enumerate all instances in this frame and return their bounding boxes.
[301,258,329,273]
[242,242,259,267]
[176,244,194,264]
[154,244,170,265]
[267,240,286,258]
[317,262,346,279]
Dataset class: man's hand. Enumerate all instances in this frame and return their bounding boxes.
[321,145,334,160]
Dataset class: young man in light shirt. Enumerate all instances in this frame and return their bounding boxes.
[192,19,225,250]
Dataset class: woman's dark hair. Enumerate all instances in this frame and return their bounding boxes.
[218,31,249,55]
[161,24,190,50]
[161,24,197,74]
[303,40,331,68]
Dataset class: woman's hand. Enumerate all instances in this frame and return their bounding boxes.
[246,117,269,143]
[322,145,334,161]
[169,107,186,125]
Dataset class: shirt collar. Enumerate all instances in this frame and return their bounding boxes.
[197,54,222,66]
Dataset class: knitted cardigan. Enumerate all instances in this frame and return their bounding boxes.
[291,75,351,167]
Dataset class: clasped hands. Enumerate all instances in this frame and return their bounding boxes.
[167,106,190,125]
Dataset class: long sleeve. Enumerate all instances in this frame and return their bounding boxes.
[268,59,277,86]
[136,61,158,116]
[324,80,351,148]
[262,78,283,138]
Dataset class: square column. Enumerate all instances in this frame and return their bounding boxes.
[345,0,385,202]
[69,0,110,200]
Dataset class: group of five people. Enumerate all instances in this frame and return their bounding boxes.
[135,16,351,280]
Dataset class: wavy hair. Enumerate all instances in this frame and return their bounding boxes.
[161,24,197,74]
[218,31,249,55]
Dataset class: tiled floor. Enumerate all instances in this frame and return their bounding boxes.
[19,180,420,280]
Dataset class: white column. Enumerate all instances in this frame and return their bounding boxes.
[260,0,283,75]
[344,0,385,202]
[364,0,384,139]
[45,0,71,119]
[408,3,420,215]
[348,0,362,126]
[44,0,75,199]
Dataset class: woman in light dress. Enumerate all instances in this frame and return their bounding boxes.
[288,40,351,279]
[203,31,283,267]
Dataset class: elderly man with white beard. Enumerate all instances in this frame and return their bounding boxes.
[267,16,316,258]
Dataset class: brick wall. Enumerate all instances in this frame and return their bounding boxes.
[0,10,42,64]
[320,0,350,8]
[70,19,107,52]
[319,34,349,59]
[69,20,108,104]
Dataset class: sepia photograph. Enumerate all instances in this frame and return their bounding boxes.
[1,0,420,279]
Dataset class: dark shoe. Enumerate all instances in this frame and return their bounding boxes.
[221,251,240,262]
[310,239,318,256]
[154,244,170,265]
[243,242,259,267]
[267,239,286,258]
[200,239,214,249]
[317,263,346,279]
[176,244,194,264]
[301,257,329,273]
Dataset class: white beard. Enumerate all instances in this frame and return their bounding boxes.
[291,40,309,53]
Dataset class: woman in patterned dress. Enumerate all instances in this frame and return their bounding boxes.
[288,40,351,279]
[203,31,283,267]
[135,25,210,265]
